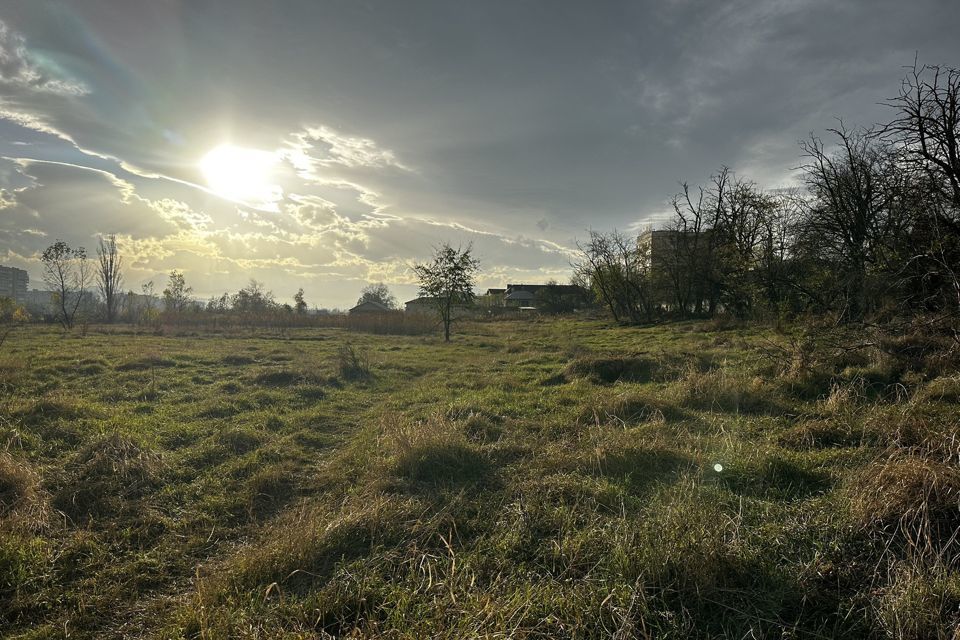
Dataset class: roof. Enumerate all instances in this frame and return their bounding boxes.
[349,300,392,313]
[404,297,436,305]
[485,288,506,295]
[506,283,584,294]
[505,290,536,301]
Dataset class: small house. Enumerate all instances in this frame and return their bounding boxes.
[349,300,392,315]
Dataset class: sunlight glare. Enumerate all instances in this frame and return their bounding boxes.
[200,145,282,207]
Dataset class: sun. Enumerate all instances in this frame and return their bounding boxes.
[199,144,282,207]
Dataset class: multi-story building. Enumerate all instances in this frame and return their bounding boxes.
[0,266,29,302]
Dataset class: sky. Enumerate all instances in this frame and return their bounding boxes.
[0,1,958,308]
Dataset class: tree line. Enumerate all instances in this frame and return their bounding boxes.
[20,234,480,341]
[575,62,960,325]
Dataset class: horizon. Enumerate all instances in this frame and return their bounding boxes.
[1,1,958,307]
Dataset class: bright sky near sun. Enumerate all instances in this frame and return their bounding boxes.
[0,1,957,307]
[200,145,283,210]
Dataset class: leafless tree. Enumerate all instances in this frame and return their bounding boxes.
[96,234,123,323]
[798,125,904,322]
[573,229,653,323]
[882,61,960,311]
[883,61,960,220]
[41,240,91,329]
[665,168,729,316]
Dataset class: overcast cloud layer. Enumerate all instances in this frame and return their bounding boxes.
[1,0,958,307]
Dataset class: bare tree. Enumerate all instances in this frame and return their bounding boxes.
[798,126,904,322]
[96,234,123,323]
[413,243,480,341]
[884,61,960,219]
[573,230,653,323]
[41,240,91,329]
[665,169,729,316]
[882,61,960,311]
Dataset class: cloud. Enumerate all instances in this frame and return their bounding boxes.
[0,20,87,95]
[1,1,957,305]
[284,125,411,177]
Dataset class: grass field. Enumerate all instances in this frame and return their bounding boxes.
[1,318,959,638]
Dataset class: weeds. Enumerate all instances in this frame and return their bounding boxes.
[336,342,372,381]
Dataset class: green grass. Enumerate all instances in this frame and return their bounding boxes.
[0,318,958,638]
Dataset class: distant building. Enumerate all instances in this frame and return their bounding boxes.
[404,297,473,318]
[479,283,590,312]
[404,297,437,314]
[348,300,392,314]
[21,289,55,313]
[0,266,28,302]
[503,289,536,307]
[21,288,97,316]
[638,229,715,308]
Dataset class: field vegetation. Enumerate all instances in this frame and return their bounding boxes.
[1,316,958,638]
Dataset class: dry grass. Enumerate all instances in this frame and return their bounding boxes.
[847,455,960,556]
[872,563,960,640]
[52,433,164,522]
[564,355,659,384]
[379,413,491,486]
[0,453,45,529]
[579,389,674,427]
[778,418,861,450]
[4,319,960,638]
[670,365,776,414]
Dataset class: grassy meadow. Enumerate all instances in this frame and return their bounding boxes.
[1,317,959,638]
